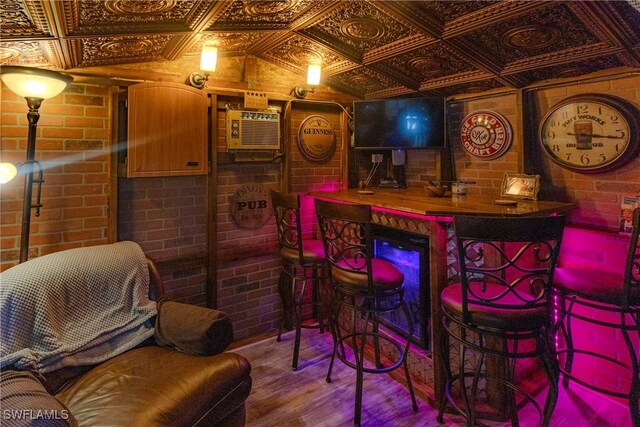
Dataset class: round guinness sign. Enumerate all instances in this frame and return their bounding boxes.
[297,115,336,161]
[460,110,513,160]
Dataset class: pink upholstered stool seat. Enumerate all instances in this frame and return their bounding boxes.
[441,282,547,330]
[331,258,404,290]
[271,190,328,372]
[280,239,325,263]
[554,267,639,305]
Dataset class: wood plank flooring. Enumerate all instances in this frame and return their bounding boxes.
[232,328,632,427]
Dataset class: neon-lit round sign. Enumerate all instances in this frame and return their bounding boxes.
[460,110,513,160]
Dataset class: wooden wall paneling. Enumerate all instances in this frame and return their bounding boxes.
[108,86,120,243]
[207,92,218,308]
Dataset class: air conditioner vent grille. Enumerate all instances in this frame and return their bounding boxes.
[226,110,280,150]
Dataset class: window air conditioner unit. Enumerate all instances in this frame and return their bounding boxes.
[226,110,280,150]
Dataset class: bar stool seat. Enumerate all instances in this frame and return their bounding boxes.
[280,239,325,263]
[271,190,328,372]
[441,282,547,330]
[552,208,640,427]
[315,198,418,427]
[554,268,639,304]
[437,215,566,427]
[332,258,404,290]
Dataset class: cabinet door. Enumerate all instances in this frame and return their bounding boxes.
[128,82,208,177]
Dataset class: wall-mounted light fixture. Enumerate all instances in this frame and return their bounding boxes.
[293,63,321,99]
[188,42,218,89]
[0,66,72,263]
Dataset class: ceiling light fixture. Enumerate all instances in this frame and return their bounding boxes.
[189,42,218,89]
[293,63,321,99]
[0,66,72,263]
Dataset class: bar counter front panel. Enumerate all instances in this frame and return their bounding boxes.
[309,187,575,406]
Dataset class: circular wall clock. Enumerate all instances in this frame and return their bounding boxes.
[539,93,640,173]
[460,110,513,160]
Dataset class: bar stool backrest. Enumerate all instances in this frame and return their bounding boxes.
[270,190,306,264]
[454,215,566,325]
[623,207,640,308]
[314,199,374,288]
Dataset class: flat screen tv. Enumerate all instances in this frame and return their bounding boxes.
[353,97,445,150]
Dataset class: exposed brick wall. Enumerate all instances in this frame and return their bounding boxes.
[117,175,208,305]
[216,163,282,340]
[0,83,111,271]
[214,101,344,340]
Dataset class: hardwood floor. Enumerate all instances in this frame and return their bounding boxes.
[232,328,632,427]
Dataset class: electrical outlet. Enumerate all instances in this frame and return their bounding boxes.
[371,154,383,163]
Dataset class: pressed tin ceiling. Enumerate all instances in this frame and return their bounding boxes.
[1,0,639,99]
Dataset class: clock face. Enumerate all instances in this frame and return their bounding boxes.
[539,94,639,173]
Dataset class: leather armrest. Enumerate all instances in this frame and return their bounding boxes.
[154,299,233,355]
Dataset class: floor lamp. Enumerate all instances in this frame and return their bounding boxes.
[0,66,73,263]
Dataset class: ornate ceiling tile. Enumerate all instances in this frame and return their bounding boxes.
[68,0,207,35]
[374,42,475,83]
[259,34,348,74]
[187,32,268,57]
[411,0,499,26]
[452,2,599,66]
[1,0,52,38]
[0,40,52,66]
[508,55,626,86]
[1,0,638,97]
[303,1,416,54]
[326,66,408,98]
[78,35,172,67]
[208,0,328,31]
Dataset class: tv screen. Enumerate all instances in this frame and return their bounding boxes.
[353,97,445,150]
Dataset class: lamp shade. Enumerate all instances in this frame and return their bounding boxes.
[200,43,218,73]
[0,66,73,100]
[0,162,18,184]
[307,63,321,86]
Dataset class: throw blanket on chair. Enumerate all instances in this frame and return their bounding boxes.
[0,241,157,373]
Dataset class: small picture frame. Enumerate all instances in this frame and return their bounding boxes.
[501,173,540,200]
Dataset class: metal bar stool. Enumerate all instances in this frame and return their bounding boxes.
[553,207,640,426]
[314,198,418,427]
[271,190,328,371]
[437,215,566,427]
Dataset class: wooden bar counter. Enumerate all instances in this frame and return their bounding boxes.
[309,187,575,407]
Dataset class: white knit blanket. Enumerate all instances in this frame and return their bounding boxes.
[0,241,157,373]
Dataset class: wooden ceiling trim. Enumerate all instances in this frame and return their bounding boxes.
[583,2,640,53]
[298,27,363,64]
[41,0,74,68]
[375,2,444,40]
[502,44,626,75]
[159,0,228,60]
[361,34,433,65]
[442,1,550,39]
[285,1,346,33]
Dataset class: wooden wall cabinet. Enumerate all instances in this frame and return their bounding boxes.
[127,82,209,177]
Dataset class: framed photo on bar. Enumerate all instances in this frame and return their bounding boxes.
[501,173,540,200]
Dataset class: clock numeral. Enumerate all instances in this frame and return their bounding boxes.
[600,154,607,162]
[611,114,619,124]
[546,130,556,139]
[598,106,602,115]
[561,111,569,119]
[580,154,590,165]
[552,144,560,152]
[615,144,619,152]
[577,103,589,113]
[565,153,572,161]
[615,130,626,139]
